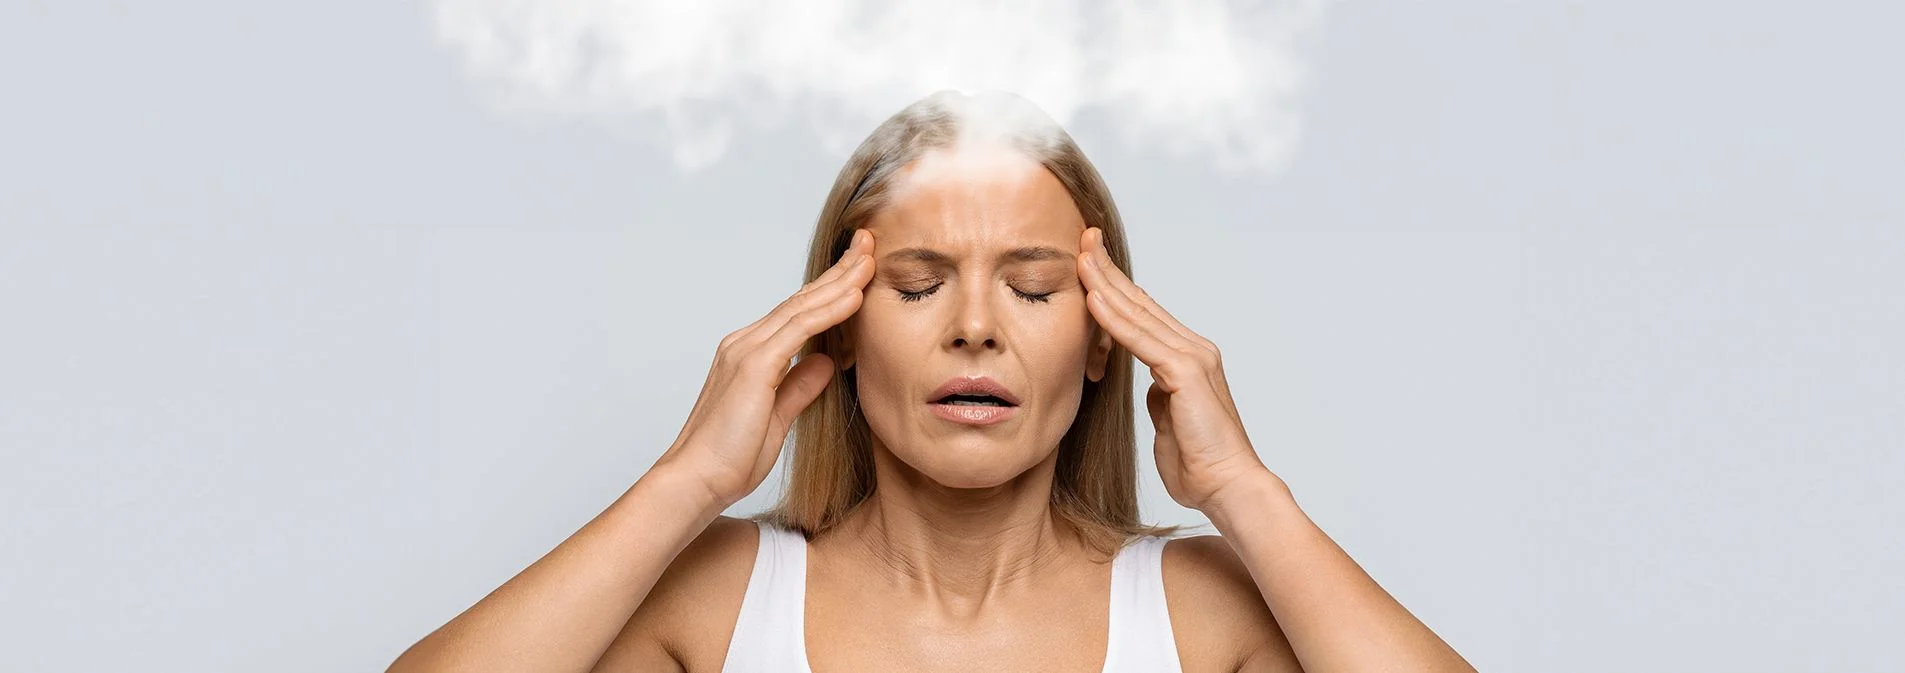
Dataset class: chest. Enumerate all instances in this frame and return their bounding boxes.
[802,578,1112,673]
[696,529,1195,673]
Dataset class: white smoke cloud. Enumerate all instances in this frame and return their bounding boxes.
[430,0,1328,172]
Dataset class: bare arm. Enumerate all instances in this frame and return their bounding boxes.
[1068,226,1470,672]
[385,467,722,673]
[388,228,880,673]
[1209,472,1475,673]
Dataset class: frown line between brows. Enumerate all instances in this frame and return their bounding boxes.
[882,246,1072,266]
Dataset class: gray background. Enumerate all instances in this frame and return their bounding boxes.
[3,2,1900,671]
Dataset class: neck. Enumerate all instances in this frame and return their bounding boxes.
[833,443,1081,607]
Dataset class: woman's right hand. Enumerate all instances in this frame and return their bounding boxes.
[651,228,876,509]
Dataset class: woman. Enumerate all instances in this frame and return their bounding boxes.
[389,92,1474,673]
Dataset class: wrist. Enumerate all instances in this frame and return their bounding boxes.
[627,462,733,521]
[1200,468,1295,528]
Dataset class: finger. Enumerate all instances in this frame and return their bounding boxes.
[734,230,876,352]
[1085,227,1210,350]
[745,248,874,356]
[740,228,871,338]
[1145,381,1179,461]
[1080,237,1241,423]
[1083,282,1196,384]
[809,228,875,294]
[1083,228,1216,353]
[722,229,870,351]
[799,229,873,297]
[1078,246,1203,369]
[762,353,836,460]
[1145,381,1175,442]
[1147,382,1185,499]
[748,260,873,376]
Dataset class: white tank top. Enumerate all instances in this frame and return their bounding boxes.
[720,520,1184,672]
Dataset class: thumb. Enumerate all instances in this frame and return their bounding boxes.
[1145,381,1173,436]
[765,353,837,451]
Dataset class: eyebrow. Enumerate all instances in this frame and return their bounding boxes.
[882,246,1072,265]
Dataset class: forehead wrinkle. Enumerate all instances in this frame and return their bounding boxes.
[870,150,1086,271]
[880,244,1071,267]
[876,195,1071,267]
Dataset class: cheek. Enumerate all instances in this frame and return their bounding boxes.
[1022,304,1096,377]
[1048,299,1096,349]
[850,303,923,356]
[847,308,929,393]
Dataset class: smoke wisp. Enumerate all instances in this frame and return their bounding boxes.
[430,0,1328,172]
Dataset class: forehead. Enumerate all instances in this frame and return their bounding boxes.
[864,146,1085,253]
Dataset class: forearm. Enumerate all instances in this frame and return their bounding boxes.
[1205,472,1474,673]
[388,466,725,673]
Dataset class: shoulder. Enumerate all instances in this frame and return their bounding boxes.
[1161,534,1300,673]
[593,515,762,673]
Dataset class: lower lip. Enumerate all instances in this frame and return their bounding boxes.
[929,403,1019,426]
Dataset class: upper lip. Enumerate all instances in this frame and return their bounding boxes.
[928,376,1021,407]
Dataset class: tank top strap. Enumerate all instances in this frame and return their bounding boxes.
[723,524,1182,672]
[720,520,810,672]
[1103,535,1185,673]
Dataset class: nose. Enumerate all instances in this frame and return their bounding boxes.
[951,333,998,350]
[947,279,1002,353]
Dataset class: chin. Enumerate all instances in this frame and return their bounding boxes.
[905,441,1042,490]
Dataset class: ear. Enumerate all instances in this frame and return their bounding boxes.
[1085,320,1114,383]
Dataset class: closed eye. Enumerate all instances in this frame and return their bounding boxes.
[1013,288,1054,303]
[898,285,939,302]
[896,284,1055,304]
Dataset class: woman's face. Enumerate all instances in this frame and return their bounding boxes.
[842,146,1113,489]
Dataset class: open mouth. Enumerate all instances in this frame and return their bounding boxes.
[931,393,1018,408]
[926,376,1021,425]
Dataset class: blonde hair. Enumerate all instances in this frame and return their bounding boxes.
[752,91,1180,556]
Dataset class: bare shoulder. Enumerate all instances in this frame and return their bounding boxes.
[1163,534,1301,673]
[592,515,762,673]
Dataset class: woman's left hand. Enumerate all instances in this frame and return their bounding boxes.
[1077,227,1276,514]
